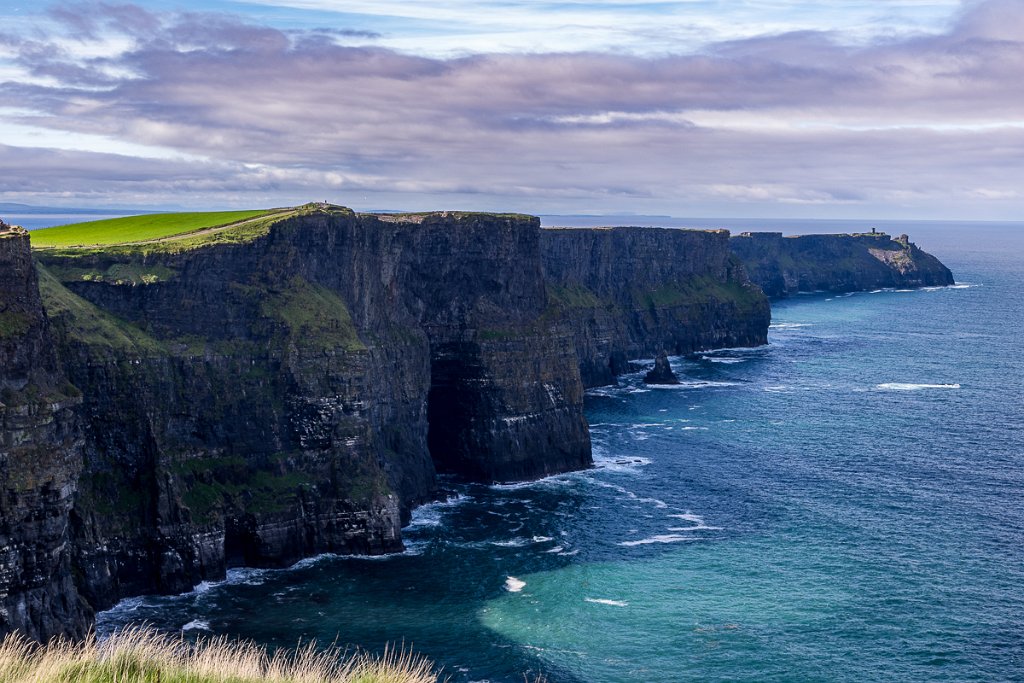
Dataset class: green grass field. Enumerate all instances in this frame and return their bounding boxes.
[30,210,279,248]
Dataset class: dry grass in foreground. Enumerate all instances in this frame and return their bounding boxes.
[0,625,439,683]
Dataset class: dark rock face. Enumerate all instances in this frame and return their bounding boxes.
[644,351,680,385]
[366,213,592,484]
[1,208,843,641]
[0,223,88,640]
[541,227,771,387]
[730,231,954,298]
[3,207,594,637]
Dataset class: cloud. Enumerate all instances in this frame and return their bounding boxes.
[1,1,1023,216]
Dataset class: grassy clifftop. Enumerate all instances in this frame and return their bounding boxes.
[27,204,359,255]
[30,210,281,248]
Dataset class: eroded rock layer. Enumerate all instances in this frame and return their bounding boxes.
[0,207,826,640]
[541,227,771,387]
[0,223,88,640]
[731,231,954,298]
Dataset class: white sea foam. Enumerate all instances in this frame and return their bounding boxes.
[668,513,704,523]
[489,474,574,492]
[545,545,564,553]
[618,534,696,547]
[585,598,629,607]
[770,322,810,329]
[593,455,651,473]
[490,538,530,548]
[405,494,472,528]
[224,567,267,586]
[648,380,741,390]
[696,344,764,354]
[923,283,975,291]
[876,383,960,391]
[586,384,652,398]
[182,619,211,632]
[591,480,668,509]
[504,576,526,592]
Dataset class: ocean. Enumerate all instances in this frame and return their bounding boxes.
[7,214,136,230]
[93,219,1024,682]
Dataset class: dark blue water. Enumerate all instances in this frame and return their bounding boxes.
[9,214,136,230]
[97,221,1024,682]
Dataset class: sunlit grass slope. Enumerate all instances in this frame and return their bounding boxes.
[30,210,278,248]
[0,626,438,683]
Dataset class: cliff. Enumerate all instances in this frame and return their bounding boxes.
[0,207,777,641]
[542,227,770,387]
[0,222,88,640]
[23,206,596,630]
[730,231,954,298]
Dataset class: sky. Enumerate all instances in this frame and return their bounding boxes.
[1,0,1022,219]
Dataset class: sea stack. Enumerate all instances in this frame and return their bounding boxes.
[644,351,680,385]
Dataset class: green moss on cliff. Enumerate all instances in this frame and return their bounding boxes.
[262,276,366,352]
[636,276,764,315]
[546,283,604,309]
[174,455,315,523]
[36,265,164,356]
[0,311,31,338]
[45,263,178,285]
[76,472,149,525]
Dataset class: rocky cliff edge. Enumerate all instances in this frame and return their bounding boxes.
[2,206,775,640]
[730,230,954,298]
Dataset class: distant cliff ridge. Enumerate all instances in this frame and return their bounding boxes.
[542,227,769,387]
[730,230,954,298]
[0,207,954,642]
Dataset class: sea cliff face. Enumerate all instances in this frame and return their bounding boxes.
[730,231,954,298]
[7,207,943,642]
[0,223,88,640]
[27,207,598,625]
[542,227,770,387]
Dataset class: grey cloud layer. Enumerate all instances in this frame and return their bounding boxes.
[2,0,1022,214]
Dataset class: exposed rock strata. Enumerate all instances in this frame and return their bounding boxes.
[730,231,954,298]
[644,351,681,385]
[24,208,596,628]
[0,222,88,640]
[541,227,771,387]
[4,208,954,642]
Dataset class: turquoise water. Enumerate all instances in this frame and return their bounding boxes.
[98,222,1024,682]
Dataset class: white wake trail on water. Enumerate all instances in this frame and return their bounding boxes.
[876,383,960,391]
[585,598,628,607]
